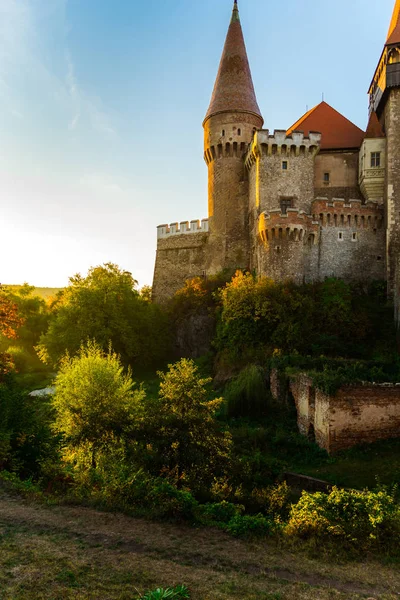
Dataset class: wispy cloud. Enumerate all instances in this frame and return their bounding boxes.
[0,0,117,138]
[66,50,80,130]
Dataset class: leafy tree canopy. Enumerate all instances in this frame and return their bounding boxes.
[53,342,144,464]
[37,263,169,370]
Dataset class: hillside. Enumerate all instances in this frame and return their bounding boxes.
[4,285,63,300]
[0,485,399,600]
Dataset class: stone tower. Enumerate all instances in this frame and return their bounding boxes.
[203,0,263,274]
[369,0,400,318]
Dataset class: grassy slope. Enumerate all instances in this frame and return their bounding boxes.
[5,285,63,300]
[0,485,399,600]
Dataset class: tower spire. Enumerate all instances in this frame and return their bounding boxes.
[204,0,262,124]
[387,0,400,45]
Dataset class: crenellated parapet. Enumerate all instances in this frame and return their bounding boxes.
[311,198,384,229]
[157,219,209,240]
[245,129,321,169]
[258,209,320,246]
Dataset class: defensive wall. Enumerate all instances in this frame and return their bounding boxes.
[152,219,209,303]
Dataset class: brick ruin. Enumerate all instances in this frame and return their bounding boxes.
[271,371,400,454]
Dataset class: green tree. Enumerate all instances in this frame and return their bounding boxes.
[37,263,169,370]
[53,342,144,467]
[138,359,231,492]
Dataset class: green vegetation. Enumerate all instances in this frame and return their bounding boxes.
[5,284,63,300]
[1,264,400,573]
[138,586,190,600]
[37,263,169,371]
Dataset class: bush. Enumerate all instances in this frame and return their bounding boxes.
[196,500,244,525]
[138,585,190,600]
[286,486,400,549]
[224,365,268,418]
[225,513,275,537]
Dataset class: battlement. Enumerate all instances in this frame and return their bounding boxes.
[245,129,321,168]
[157,219,209,240]
[204,141,248,165]
[311,197,384,229]
[258,209,320,245]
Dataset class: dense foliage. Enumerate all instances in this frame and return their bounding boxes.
[38,263,169,370]
[215,272,395,363]
[0,266,399,557]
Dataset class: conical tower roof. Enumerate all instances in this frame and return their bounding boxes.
[365,111,385,139]
[204,1,263,125]
[387,0,400,46]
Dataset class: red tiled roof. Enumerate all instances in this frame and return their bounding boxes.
[204,1,262,124]
[287,102,365,150]
[387,0,400,45]
[365,111,385,139]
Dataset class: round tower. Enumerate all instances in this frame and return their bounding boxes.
[203,0,263,274]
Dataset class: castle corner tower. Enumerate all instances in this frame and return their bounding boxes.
[203,0,263,274]
[369,0,400,319]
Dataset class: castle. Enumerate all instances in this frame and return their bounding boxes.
[153,0,400,317]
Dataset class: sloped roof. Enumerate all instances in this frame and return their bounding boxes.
[365,111,385,139]
[387,0,400,46]
[287,102,365,150]
[204,1,262,124]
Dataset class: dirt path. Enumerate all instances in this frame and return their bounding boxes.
[0,486,399,600]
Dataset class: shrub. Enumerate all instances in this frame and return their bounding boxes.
[225,513,275,537]
[286,486,400,549]
[196,500,244,525]
[224,365,268,418]
[138,585,190,600]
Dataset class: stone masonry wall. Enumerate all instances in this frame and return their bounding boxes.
[384,89,400,320]
[289,373,400,454]
[204,112,262,275]
[314,151,362,201]
[152,232,209,303]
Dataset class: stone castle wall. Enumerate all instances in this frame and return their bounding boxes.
[308,198,386,282]
[286,372,400,454]
[204,112,262,274]
[314,150,362,201]
[384,89,400,320]
[152,224,209,303]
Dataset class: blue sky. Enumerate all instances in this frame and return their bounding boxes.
[0,0,395,288]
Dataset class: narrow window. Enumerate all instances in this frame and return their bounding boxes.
[323,172,330,183]
[280,198,293,214]
[371,152,381,167]
[282,161,288,171]
[237,128,241,136]
[352,232,357,242]
[222,129,225,137]
[338,232,343,241]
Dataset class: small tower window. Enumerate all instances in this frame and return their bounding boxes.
[352,232,357,242]
[371,152,381,167]
[323,172,330,184]
[237,128,241,136]
[222,130,225,137]
[282,161,288,171]
[280,198,293,214]
[338,231,343,241]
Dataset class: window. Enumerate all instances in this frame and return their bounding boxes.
[237,128,241,136]
[323,172,330,183]
[338,232,343,241]
[371,152,381,168]
[280,198,293,214]
[222,130,225,137]
[282,161,288,171]
[352,232,357,242]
